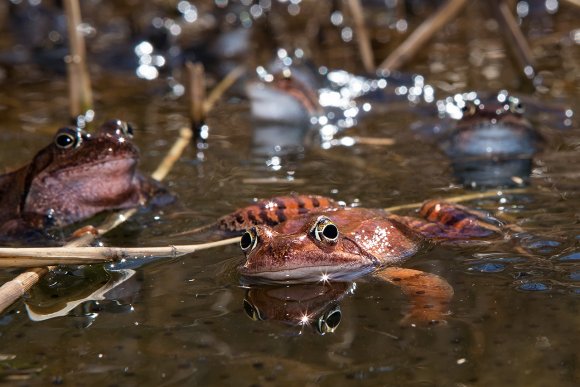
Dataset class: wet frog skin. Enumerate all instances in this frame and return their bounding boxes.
[239,208,421,282]
[0,120,159,238]
[217,194,337,232]
[238,200,502,282]
[228,196,503,324]
[441,91,544,159]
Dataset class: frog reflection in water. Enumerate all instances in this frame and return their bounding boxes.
[0,120,161,239]
[223,195,503,325]
[243,282,350,335]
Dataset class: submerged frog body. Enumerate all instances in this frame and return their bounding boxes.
[441,91,544,159]
[228,196,503,324]
[439,91,545,187]
[239,208,420,282]
[0,120,160,239]
[238,202,501,283]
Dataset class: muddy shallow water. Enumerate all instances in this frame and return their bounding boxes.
[0,1,579,386]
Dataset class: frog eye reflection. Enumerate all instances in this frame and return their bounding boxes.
[316,305,341,335]
[461,102,477,117]
[243,299,265,321]
[312,217,339,243]
[54,128,81,149]
[508,97,525,114]
[240,228,258,253]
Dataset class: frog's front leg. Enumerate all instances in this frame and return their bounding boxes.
[391,200,504,241]
[374,267,453,326]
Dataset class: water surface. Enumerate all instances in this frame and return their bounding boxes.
[0,1,579,385]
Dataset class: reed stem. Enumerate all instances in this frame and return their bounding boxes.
[378,0,467,72]
[63,0,93,126]
[490,0,536,79]
[0,237,240,268]
[186,61,206,136]
[347,0,375,73]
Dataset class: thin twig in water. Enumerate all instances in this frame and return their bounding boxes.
[203,65,245,114]
[151,127,192,181]
[352,136,395,146]
[0,127,193,314]
[490,0,536,79]
[63,0,93,124]
[347,0,375,73]
[378,0,467,72]
[186,61,206,132]
[0,237,240,268]
[384,188,528,212]
[242,177,306,185]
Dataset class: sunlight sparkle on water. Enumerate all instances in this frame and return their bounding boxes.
[298,311,312,326]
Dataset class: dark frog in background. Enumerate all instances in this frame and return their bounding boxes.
[0,120,163,241]
[439,90,545,188]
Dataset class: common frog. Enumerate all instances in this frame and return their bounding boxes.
[0,120,162,239]
[229,195,504,324]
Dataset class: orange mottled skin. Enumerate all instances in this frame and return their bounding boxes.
[238,200,502,282]
[232,196,504,324]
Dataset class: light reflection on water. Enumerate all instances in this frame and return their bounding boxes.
[0,1,579,386]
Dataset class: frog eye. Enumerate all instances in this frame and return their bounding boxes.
[243,298,265,321]
[311,216,339,243]
[461,102,477,117]
[101,119,134,138]
[508,97,525,114]
[240,227,258,254]
[316,305,341,335]
[54,127,82,149]
[119,121,134,138]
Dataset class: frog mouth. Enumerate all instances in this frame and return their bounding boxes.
[49,156,139,177]
[238,253,380,285]
[239,263,378,285]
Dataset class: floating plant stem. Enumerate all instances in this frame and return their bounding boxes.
[490,0,536,80]
[151,127,192,181]
[63,0,93,126]
[384,188,528,212]
[0,237,240,268]
[351,136,395,146]
[378,0,467,72]
[347,0,375,74]
[0,126,193,314]
[561,0,580,7]
[203,65,245,114]
[186,61,206,140]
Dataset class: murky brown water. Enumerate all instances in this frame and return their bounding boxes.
[1,1,579,386]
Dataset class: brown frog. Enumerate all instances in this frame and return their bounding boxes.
[232,196,503,324]
[441,91,544,159]
[0,120,160,239]
[439,91,546,187]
